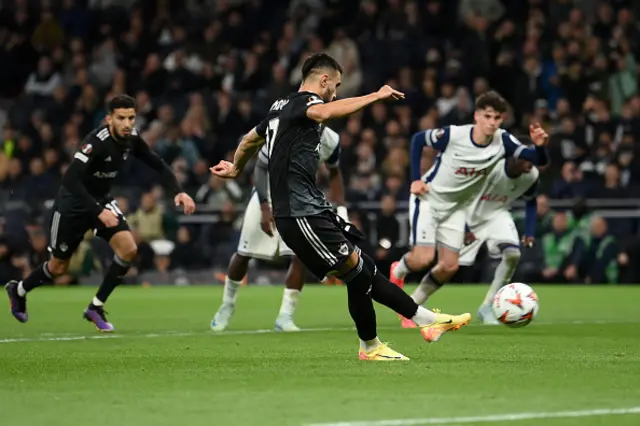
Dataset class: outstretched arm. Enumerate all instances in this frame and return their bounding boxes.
[211,127,265,179]
[133,135,195,214]
[306,85,404,123]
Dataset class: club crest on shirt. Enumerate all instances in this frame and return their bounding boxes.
[81,144,92,154]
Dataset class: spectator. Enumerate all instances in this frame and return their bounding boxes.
[569,216,619,283]
[541,212,574,283]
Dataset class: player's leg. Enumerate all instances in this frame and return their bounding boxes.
[211,252,251,331]
[478,215,522,324]
[212,194,278,331]
[275,254,304,331]
[88,214,137,331]
[390,197,436,287]
[5,210,83,322]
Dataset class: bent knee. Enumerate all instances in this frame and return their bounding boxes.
[502,246,521,263]
[117,242,138,261]
[48,258,69,276]
[412,246,436,268]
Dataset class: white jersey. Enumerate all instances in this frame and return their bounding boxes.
[465,159,539,229]
[257,126,340,202]
[420,125,526,215]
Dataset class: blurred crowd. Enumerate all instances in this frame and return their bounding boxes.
[1,0,639,284]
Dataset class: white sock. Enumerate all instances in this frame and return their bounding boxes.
[17,281,26,297]
[411,306,438,326]
[411,273,441,305]
[278,288,300,317]
[483,248,520,306]
[92,297,104,306]
[359,337,383,352]
[223,277,242,305]
[393,255,411,279]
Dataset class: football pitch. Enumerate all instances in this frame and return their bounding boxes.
[1,284,639,426]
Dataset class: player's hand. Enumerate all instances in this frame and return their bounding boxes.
[98,208,119,228]
[522,236,535,248]
[260,203,274,237]
[376,85,405,101]
[410,180,429,195]
[174,192,196,215]
[210,160,240,179]
[464,231,477,245]
[529,123,549,146]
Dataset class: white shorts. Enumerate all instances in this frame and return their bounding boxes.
[458,211,520,266]
[409,194,465,251]
[237,192,293,260]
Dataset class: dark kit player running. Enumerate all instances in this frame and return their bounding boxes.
[211,53,470,361]
[5,95,196,331]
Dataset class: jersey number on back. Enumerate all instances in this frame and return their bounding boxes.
[265,118,280,159]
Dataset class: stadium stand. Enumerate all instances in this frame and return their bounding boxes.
[0,0,639,285]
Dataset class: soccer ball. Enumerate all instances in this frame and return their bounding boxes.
[492,282,539,328]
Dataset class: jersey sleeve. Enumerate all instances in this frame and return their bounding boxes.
[61,138,106,217]
[410,127,449,181]
[255,117,270,139]
[289,94,324,120]
[321,127,341,168]
[131,133,183,196]
[501,132,538,164]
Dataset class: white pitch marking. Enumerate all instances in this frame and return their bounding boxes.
[304,406,640,426]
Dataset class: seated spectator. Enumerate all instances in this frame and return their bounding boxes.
[568,216,619,284]
[541,212,575,283]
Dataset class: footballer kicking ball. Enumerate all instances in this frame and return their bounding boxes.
[492,282,539,328]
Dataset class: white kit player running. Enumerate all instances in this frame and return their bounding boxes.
[390,92,549,327]
[211,126,347,332]
[458,151,541,324]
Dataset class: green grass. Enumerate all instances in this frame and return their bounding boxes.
[1,284,639,426]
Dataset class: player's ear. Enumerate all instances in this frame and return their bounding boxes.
[105,114,112,125]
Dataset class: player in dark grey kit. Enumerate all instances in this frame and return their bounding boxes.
[4,95,196,331]
[211,53,471,361]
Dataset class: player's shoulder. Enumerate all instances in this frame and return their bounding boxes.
[80,125,112,154]
[448,124,473,141]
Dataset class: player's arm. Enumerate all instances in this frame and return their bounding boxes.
[132,135,195,214]
[410,128,449,180]
[501,132,549,167]
[306,85,403,123]
[253,150,274,237]
[61,142,107,217]
[521,180,539,247]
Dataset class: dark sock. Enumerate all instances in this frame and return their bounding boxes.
[339,254,377,341]
[21,262,54,293]
[362,254,420,319]
[94,256,130,305]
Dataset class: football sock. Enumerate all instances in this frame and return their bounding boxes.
[412,272,442,305]
[360,337,383,352]
[340,253,378,341]
[361,253,426,320]
[392,255,411,279]
[483,247,521,306]
[278,288,300,317]
[94,256,130,305]
[411,306,438,326]
[223,277,242,305]
[20,262,54,294]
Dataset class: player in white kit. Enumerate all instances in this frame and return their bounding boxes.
[390,92,548,327]
[409,150,543,324]
[211,126,347,332]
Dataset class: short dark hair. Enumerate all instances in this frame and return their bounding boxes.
[475,91,508,113]
[301,53,343,81]
[107,95,136,113]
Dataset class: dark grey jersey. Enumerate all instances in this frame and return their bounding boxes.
[256,91,333,218]
[56,125,181,216]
